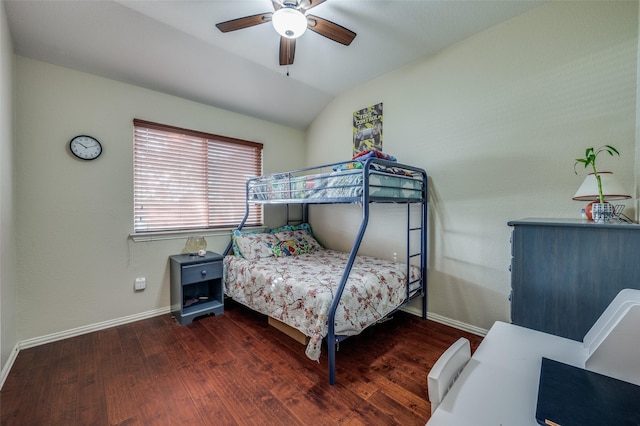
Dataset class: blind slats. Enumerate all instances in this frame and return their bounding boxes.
[133,120,263,233]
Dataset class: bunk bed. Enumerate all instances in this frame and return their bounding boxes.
[223,155,428,385]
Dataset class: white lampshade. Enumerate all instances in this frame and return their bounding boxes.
[272,7,307,39]
[572,172,631,201]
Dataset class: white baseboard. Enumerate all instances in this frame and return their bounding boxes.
[19,306,170,350]
[0,342,20,389]
[401,305,488,337]
[0,306,170,390]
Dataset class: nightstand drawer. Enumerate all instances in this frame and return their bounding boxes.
[181,261,222,285]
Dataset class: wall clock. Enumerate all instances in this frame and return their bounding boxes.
[69,135,102,160]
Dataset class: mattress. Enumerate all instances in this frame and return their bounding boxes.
[249,168,423,202]
[223,248,421,361]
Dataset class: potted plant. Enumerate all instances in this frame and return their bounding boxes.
[574,145,620,222]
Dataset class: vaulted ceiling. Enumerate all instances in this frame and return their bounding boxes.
[4,0,546,129]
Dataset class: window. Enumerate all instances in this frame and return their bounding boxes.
[133,119,263,233]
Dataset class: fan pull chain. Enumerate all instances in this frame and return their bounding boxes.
[286,41,291,76]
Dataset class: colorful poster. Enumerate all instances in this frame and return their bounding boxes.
[353,103,383,155]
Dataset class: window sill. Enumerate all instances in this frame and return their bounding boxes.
[129,227,261,243]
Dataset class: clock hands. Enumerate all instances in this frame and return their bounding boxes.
[79,138,98,148]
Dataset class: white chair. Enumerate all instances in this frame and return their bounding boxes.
[427,337,471,414]
[583,288,640,385]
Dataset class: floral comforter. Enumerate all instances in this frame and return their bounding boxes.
[223,249,420,361]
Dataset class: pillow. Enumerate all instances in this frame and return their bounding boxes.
[270,222,314,235]
[273,229,322,252]
[270,239,310,257]
[270,223,322,251]
[232,230,279,260]
[270,224,295,233]
[271,223,313,235]
[231,229,260,257]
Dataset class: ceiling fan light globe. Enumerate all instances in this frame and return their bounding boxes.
[272,7,307,39]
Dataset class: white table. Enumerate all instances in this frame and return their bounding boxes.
[426,321,587,426]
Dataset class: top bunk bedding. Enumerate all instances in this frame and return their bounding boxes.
[248,157,426,204]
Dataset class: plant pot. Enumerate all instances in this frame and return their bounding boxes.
[591,203,614,223]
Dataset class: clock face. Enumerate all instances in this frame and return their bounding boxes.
[69,135,102,160]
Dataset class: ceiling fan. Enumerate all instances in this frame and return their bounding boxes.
[215,0,356,66]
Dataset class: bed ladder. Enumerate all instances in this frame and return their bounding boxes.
[406,193,428,319]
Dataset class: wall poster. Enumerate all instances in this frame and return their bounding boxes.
[353,102,383,155]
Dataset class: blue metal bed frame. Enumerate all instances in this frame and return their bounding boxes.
[224,157,428,385]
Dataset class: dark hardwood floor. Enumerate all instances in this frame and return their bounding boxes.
[1,301,483,425]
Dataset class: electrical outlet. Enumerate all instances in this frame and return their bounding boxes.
[134,277,146,291]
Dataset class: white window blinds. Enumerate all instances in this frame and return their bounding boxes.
[133,119,263,233]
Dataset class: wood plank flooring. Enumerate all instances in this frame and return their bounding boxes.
[1,301,483,426]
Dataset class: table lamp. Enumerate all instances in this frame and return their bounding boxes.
[572,172,631,219]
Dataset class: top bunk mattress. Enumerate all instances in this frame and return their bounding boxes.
[248,159,425,204]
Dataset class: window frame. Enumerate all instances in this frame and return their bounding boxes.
[133,119,263,234]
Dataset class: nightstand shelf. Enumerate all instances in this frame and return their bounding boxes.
[182,298,223,316]
[170,251,224,325]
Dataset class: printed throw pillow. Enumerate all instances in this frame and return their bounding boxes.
[270,239,310,257]
[270,223,322,251]
[273,229,322,252]
[232,230,279,260]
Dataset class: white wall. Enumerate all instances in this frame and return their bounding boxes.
[0,1,18,373]
[6,0,639,356]
[307,1,638,331]
[14,57,305,342]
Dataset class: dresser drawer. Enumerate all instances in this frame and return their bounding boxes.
[181,261,222,285]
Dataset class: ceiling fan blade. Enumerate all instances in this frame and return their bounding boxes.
[271,1,282,11]
[215,13,272,33]
[306,15,356,46]
[300,0,327,12]
[279,37,296,65]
